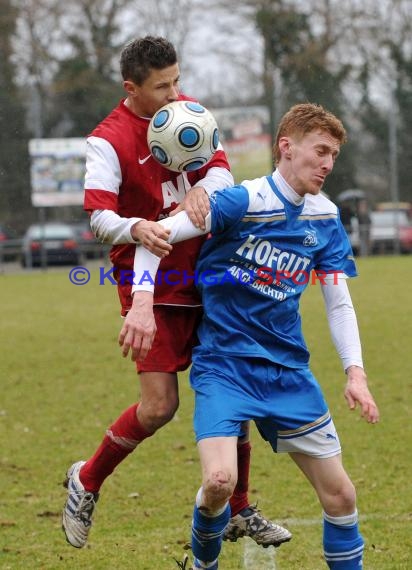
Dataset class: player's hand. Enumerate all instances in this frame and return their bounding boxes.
[131,220,172,258]
[118,292,156,362]
[344,365,380,423]
[169,186,210,230]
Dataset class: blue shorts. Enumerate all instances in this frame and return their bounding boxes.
[190,352,341,458]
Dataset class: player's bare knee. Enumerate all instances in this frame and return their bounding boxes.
[203,470,235,505]
[152,405,177,427]
[324,479,357,515]
[339,479,357,510]
[138,400,179,431]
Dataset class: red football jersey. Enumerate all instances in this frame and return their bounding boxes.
[84,97,230,314]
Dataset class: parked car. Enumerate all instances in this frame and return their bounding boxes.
[69,221,101,259]
[370,210,412,254]
[0,223,22,262]
[21,222,82,267]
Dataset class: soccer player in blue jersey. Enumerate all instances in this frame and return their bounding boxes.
[121,102,380,569]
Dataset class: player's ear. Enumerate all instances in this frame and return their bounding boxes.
[279,137,292,159]
[123,80,137,96]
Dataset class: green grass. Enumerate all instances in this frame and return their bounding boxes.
[227,145,272,184]
[1,256,411,569]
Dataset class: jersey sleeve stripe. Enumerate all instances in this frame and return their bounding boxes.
[84,189,118,212]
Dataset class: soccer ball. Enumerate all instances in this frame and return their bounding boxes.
[147,101,220,172]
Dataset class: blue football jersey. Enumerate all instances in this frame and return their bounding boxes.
[193,174,357,368]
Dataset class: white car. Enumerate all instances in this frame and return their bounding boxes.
[370,210,412,254]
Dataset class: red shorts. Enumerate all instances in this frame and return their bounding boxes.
[136,305,203,373]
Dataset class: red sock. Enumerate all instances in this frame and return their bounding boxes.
[79,403,152,492]
[229,441,251,516]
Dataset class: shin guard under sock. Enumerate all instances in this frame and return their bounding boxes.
[323,511,364,569]
[229,441,251,515]
[80,403,152,492]
[192,503,230,565]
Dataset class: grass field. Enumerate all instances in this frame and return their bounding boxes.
[1,256,412,569]
[228,143,272,184]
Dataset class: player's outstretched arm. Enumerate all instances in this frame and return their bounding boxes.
[118,211,211,360]
[169,186,210,230]
[90,209,172,257]
[118,291,156,362]
[130,219,172,258]
[169,166,234,230]
[344,365,380,423]
[131,210,211,300]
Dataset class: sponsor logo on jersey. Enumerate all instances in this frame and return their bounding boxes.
[235,234,311,281]
[161,173,191,208]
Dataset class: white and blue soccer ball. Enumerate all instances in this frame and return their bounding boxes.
[147,101,220,172]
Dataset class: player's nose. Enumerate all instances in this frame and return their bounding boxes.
[322,154,334,173]
[168,85,180,101]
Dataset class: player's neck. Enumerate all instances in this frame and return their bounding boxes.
[124,97,150,119]
[273,169,305,205]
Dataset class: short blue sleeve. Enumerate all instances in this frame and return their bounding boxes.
[210,185,250,234]
[315,220,357,277]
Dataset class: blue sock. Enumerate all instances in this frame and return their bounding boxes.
[323,512,364,569]
[191,503,230,566]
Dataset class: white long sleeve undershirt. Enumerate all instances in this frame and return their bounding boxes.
[89,166,233,245]
[320,276,363,371]
[90,210,143,244]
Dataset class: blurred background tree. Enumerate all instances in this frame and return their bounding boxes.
[254,0,356,193]
[1,0,411,229]
[0,0,31,230]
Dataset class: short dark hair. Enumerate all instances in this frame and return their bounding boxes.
[120,36,177,85]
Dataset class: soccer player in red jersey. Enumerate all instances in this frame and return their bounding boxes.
[62,36,291,550]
